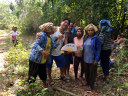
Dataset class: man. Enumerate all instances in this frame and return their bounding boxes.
[37,18,70,85]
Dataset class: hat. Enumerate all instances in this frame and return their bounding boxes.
[39,22,54,33]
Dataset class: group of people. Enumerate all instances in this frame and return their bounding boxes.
[28,18,114,90]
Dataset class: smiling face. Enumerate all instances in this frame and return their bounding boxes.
[60,20,69,30]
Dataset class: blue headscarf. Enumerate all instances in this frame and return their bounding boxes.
[100,20,111,33]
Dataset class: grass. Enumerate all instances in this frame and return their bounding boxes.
[1,36,128,96]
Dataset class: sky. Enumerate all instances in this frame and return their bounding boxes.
[0,0,16,5]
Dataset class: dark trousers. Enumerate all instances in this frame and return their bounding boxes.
[100,49,111,76]
[12,40,18,47]
[28,60,47,84]
[84,62,97,89]
[74,56,84,78]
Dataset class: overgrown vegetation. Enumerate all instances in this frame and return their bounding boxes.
[0,0,128,95]
[0,0,128,36]
[1,36,127,95]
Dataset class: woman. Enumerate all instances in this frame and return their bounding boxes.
[28,22,63,88]
[99,20,112,81]
[74,27,84,79]
[83,24,101,90]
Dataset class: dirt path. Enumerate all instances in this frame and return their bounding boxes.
[0,32,8,96]
[0,31,15,96]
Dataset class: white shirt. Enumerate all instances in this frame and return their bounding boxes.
[8,31,20,40]
[51,27,65,56]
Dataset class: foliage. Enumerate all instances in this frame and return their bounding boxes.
[19,5,43,34]
[1,0,128,95]
[15,0,127,37]
[4,41,30,73]
[0,0,128,37]
[0,3,18,30]
[1,35,127,95]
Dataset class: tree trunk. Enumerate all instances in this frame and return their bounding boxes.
[121,7,127,33]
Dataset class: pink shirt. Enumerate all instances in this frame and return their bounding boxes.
[12,36,16,40]
[74,37,83,57]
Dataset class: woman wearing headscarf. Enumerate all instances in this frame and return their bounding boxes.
[28,22,63,88]
[99,20,112,81]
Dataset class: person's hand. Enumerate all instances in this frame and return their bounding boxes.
[94,61,98,66]
[57,34,63,42]
[36,32,41,39]
[67,51,72,54]
[64,51,72,54]
[58,33,63,39]
[64,51,68,55]
[41,51,50,59]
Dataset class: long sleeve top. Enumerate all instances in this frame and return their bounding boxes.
[29,32,59,63]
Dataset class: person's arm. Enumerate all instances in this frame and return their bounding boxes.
[117,38,123,44]
[99,32,104,46]
[56,33,63,43]
[71,37,76,56]
[16,31,20,36]
[51,34,63,49]
[36,32,41,39]
[34,33,49,58]
[64,32,68,45]
[94,36,101,65]
[34,33,46,52]
[8,31,12,36]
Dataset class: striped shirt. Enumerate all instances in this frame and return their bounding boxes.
[99,32,111,50]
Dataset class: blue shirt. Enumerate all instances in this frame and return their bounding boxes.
[83,35,101,63]
[71,27,76,36]
[84,38,93,63]
[29,32,59,63]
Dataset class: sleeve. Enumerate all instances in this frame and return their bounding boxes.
[16,31,20,36]
[95,37,101,62]
[33,34,45,51]
[8,31,12,36]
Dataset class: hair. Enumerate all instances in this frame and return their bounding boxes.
[39,22,54,33]
[61,18,70,25]
[12,26,17,30]
[76,27,84,38]
[73,22,76,25]
[84,23,98,33]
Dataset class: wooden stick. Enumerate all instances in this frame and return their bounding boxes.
[53,86,77,96]
[110,73,128,75]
